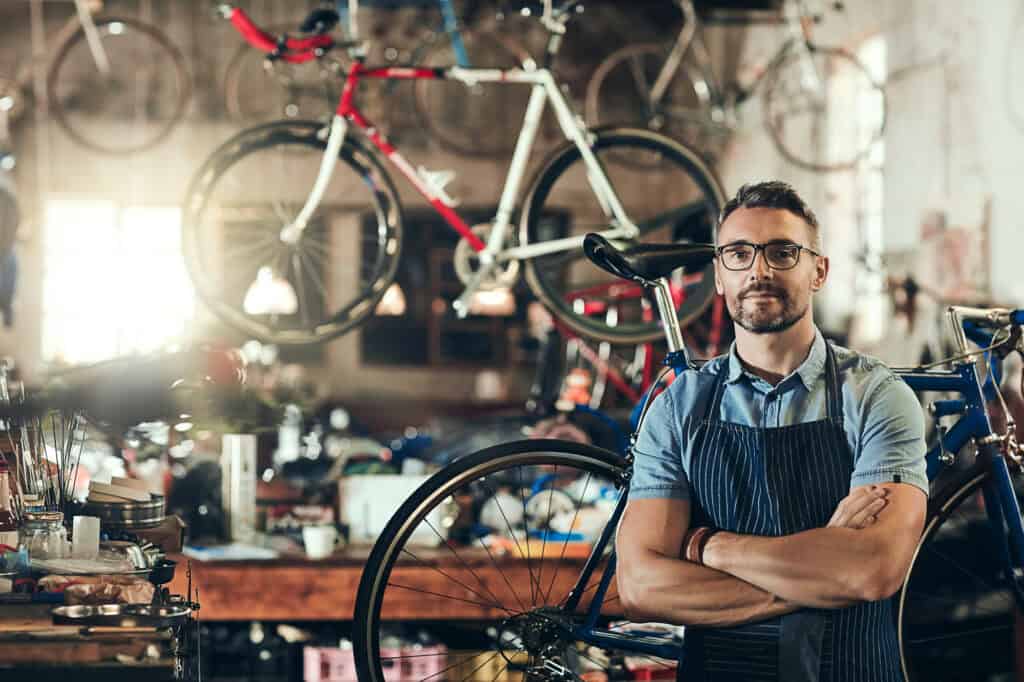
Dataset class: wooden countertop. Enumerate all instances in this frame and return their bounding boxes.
[168,545,620,622]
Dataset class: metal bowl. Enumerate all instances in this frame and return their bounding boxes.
[52,602,191,628]
[76,494,166,530]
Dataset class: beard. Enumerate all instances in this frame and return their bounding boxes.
[729,284,809,334]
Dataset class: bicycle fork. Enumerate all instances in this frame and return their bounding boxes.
[279,114,349,245]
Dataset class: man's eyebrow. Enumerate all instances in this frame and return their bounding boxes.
[717,239,755,248]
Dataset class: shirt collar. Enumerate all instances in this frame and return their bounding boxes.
[725,328,827,391]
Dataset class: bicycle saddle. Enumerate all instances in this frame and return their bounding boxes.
[584,233,715,284]
[300,8,340,34]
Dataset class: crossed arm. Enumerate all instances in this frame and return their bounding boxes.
[615,483,926,626]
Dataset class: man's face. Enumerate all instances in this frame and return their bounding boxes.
[714,206,828,335]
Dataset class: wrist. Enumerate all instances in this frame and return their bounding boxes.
[683,526,721,566]
[702,530,729,570]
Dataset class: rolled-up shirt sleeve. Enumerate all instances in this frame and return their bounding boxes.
[851,374,928,494]
[630,387,690,500]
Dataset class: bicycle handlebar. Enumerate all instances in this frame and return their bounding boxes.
[221,5,338,64]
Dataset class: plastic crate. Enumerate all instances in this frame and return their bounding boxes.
[304,644,448,682]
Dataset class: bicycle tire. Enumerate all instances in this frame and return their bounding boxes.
[521,128,725,345]
[898,462,1024,681]
[585,42,726,159]
[47,16,191,155]
[181,119,404,346]
[411,27,538,158]
[223,26,338,123]
[762,45,885,173]
[353,438,642,682]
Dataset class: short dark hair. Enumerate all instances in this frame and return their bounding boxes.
[718,181,821,250]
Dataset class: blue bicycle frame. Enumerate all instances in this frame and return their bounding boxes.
[560,304,1024,664]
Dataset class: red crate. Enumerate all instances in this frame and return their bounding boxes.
[304,644,448,682]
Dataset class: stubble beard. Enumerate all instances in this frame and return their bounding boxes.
[730,289,809,334]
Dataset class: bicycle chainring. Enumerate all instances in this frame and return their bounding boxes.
[454,223,520,291]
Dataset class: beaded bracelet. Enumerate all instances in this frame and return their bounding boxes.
[683,526,720,566]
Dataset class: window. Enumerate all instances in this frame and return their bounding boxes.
[824,34,886,344]
[42,199,193,364]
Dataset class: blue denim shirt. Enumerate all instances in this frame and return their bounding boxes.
[631,329,928,501]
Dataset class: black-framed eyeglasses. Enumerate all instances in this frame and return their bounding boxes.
[715,241,821,271]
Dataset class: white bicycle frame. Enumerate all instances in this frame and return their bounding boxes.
[285,60,644,318]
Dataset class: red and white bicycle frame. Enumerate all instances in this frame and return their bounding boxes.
[226,5,642,317]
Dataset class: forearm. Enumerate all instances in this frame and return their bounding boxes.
[619,549,800,627]
[703,528,890,608]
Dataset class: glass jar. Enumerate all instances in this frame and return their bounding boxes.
[20,511,69,560]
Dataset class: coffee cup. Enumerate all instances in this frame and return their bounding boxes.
[302,525,340,560]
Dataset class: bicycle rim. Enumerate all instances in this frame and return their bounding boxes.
[585,43,725,160]
[48,16,190,155]
[898,466,1024,681]
[763,45,885,173]
[182,120,403,345]
[521,128,724,345]
[412,29,540,158]
[353,440,675,682]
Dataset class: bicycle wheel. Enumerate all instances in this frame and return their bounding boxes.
[182,120,403,345]
[898,463,1024,681]
[411,28,538,158]
[353,439,674,682]
[762,45,885,173]
[47,16,190,155]
[585,43,727,159]
[521,128,724,345]
[223,32,338,123]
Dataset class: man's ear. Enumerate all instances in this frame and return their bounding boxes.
[714,261,724,295]
[811,255,829,291]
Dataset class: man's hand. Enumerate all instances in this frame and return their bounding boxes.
[827,485,889,529]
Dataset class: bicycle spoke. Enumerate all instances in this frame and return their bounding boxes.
[904,622,1015,646]
[919,541,1003,594]
[516,467,540,607]
[296,247,329,304]
[291,251,312,329]
[534,465,559,601]
[543,473,595,605]
[397,546,513,616]
[386,582,509,613]
[415,652,497,682]
[478,478,538,603]
[421,518,511,610]
[456,651,503,682]
[475,533,530,614]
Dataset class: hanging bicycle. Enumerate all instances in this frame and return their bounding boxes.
[585,0,886,172]
[1,0,190,155]
[184,1,725,346]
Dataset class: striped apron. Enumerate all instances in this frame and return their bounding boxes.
[678,343,901,682]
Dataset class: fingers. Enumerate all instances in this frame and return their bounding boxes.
[828,485,889,529]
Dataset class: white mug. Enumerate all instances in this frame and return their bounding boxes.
[302,525,339,560]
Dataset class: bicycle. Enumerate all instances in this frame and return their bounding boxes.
[184,0,725,347]
[0,0,191,155]
[585,0,886,172]
[222,0,538,158]
[352,232,1024,682]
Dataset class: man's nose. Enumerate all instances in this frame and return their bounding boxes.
[747,249,773,280]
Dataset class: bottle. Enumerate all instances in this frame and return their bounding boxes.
[0,462,18,549]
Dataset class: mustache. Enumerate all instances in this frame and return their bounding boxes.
[740,284,786,299]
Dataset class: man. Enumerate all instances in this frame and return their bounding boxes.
[616,181,927,682]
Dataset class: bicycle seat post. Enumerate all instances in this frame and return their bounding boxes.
[651,278,690,362]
